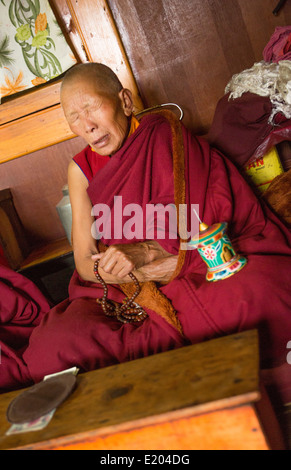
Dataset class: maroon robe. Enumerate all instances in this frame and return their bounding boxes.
[1,113,291,398]
[0,265,50,393]
[207,92,291,167]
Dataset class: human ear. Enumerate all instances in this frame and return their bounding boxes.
[119,88,134,116]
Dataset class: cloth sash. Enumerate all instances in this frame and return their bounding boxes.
[86,110,291,338]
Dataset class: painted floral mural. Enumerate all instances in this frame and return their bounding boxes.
[0,0,76,99]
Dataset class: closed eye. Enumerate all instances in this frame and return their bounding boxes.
[68,113,79,124]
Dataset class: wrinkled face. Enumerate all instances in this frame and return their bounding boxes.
[61,77,133,155]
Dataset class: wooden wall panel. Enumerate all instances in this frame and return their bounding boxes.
[0,136,85,248]
[108,0,291,134]
[66,0,144,113]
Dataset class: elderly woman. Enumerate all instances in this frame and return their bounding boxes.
[62,63,179,286]
[3,62,291,390]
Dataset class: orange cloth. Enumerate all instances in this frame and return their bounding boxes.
[128,114,140,135]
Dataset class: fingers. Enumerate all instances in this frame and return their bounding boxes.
[92,246,134,279]
[112,261,134,279]
[91,253,102,260]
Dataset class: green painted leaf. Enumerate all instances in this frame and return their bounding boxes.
[9,0,17,27]
[0,35,14,68]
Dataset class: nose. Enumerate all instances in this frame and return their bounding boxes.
[85,120,97,134]
[84,114,98,134]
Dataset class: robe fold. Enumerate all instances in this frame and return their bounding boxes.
[207,92,291,167]
[0,265,50,392]
[1,111,291,394]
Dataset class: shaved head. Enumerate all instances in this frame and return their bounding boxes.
[60,62,134,156]
[61,63,123,99]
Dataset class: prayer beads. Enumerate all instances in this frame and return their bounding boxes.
[94,260,148,324]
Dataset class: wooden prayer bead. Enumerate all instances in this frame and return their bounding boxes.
[94,260,148,324]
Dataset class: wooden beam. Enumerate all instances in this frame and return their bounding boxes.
[0,105,75,164]
[66,0,143,113]
[0,82,62,126]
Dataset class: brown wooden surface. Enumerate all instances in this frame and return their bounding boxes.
[0,189,29,269]
[108,0,291,134]
[49,0,88,64]
[53,405,269,450]
[0,82,61,126]
[66,0,143,114]
[0,330,271,450]
[0,105,75,165]
[0,208,25,270]
[20,237,73,270]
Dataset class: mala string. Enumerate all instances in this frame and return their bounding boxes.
[94,260,148,324]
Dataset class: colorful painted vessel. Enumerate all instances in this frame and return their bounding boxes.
[188,222,247,282]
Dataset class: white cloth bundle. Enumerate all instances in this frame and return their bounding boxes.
[225,60,291,123]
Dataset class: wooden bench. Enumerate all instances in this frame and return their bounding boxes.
[0,330,285,450]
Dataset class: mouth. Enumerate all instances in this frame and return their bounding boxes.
[92,134,110,148]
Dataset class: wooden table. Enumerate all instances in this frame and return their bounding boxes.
[19,238,73,271]
[0,330,285,450]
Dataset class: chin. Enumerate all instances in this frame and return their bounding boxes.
[93,140,120,156]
